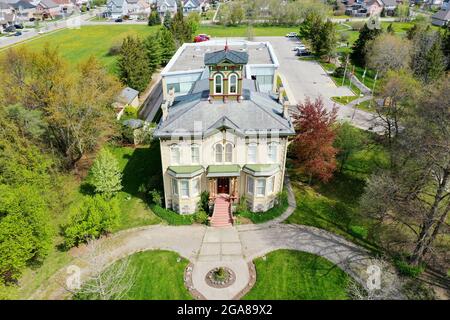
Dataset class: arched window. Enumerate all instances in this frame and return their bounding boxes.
[170,144,180,164]
[215,144,223,163]
[229,73,238,94]
[214,74,223,94]
[225,143,233,162]
[268,142,278,163]
[191,144,200,163]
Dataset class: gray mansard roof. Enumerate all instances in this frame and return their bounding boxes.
[204,49,249,65]
[153,79,295,139]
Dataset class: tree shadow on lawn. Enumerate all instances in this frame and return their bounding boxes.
[120,141,164,203]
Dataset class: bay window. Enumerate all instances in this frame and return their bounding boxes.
[172,178,178,196]
[256,179,265,196]
[180,180,190,198]
[247,176,254,194]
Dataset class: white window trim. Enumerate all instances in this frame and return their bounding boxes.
[191,144,200,164]
[172,178,178,196]
[225,142,233,163]
[228,73,238,94]
[170,144,181,165]
[192,177,200,196]
[267,176,275,195]
[215,143,223,163]
[247,143,257,164]
[255,178,266,197]
[180,179,190,199]
[214,73,223,95]
[268,142,278,163]
[247,176,254,195]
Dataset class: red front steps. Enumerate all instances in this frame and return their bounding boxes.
[209,195,233,227]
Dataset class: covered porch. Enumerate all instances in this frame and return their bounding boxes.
[206,165,241,203]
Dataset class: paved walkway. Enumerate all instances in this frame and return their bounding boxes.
[31,176,400,300]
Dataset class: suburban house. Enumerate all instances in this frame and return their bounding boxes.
[36,0,60,19]
[365,0,383,16]
[443,0,449,10]
[154,40,295,225]
[10,0,36,21]
[156,0,177,15]
[431,8,450,26]
[51,0,75,15]
[106,0,127,18]
[182,0,208,13]
[0,2,14,33]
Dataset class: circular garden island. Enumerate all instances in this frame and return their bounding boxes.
[74,249,350,300]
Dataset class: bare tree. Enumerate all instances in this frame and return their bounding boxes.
[366,34,412,76]
[66,240,137,300]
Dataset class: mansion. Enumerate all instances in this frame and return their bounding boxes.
[153,40,295,224]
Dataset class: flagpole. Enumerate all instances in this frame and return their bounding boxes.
[370,70,378,108]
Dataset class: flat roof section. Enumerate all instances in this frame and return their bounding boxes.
[166,41,274,73]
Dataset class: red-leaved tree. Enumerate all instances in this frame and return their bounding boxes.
[291,97,338,183]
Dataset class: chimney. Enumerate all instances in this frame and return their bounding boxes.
[161,102,169,121]
[282,101,290,120]
[168,87,175,106]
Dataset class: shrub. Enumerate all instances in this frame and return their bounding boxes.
[199,191,210,213]
[63,195,121,248]
[108,44,121,56]
[149,189,162,207]
[235,195,248,214]
[124,105,138,118]
[333,66,345,78]
[90,148,123,198]
[350,21,364,31]
[394,258,425,278]
[349,225,368,239]
[120,124,135,144]
[150,205,194,225]
[194,210,209,225]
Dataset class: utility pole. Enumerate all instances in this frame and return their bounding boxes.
[370,70,378,108]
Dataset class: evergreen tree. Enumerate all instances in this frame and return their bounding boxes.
[442,28,450,71]
[425,37,446,82]
[145,34,162,73]
[350,23,382,66]
[171,5,193,46]
[148,10,161,26]
[313,20,338,61]
[117,36,152,92]
[163,10,172,30]
[156,27,176,66]
[90,148,123,198]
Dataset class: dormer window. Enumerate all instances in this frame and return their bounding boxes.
[229,73,238,94]
[214,74,223,94]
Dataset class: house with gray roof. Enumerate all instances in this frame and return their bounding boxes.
[153,42,295,221]
[156,0,177,15]
[432,8,450,26]
[106,0,127,18]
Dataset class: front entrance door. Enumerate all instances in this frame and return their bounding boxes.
[217,178,230,194]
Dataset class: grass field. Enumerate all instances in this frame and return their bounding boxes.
[243,250,350,300]
[286,129,389,251]
[75,250,192,300]
[198,25,296,37]
[7,25,159,72]
[331,95,359,105]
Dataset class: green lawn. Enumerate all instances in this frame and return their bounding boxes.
[237,191,289,224]
[6,25,160,72]
[243,250,350,300]
[75,250,192,300]
[331,95,358,105]
[286,130,389,251]
[198,25,296,37]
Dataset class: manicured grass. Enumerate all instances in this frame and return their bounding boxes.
[105,143,163,230]
[243,250,350,300]
[286,130,389,251]
[7,25,160,72]
[151,205,195,225]
[331,95,358,105]
[238,191,289,224]
[355,99,376,112]
[198,25,296,37]
[75,250,192,300]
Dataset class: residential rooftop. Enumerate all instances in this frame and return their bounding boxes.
[163,40,276,74]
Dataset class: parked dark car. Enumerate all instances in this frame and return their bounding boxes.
[296,49,311,57]
[114,18,123,22]
[4,25,15,33]
[14,24,24,29]
[29,17,36,22]
[14,31,22,36]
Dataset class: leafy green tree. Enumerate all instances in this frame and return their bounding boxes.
[117,36,152,92]
[90,148,123,198]
[298,10,322,41]
[313,20,338,61]
[411,31,446,83]
[5,104,45,140]
[163,10,172,29]
[186,12,200,36]
[442,27,450,70]
[0,184,53,282]
[148,10,161,26]
[156,27,176,66]
[145,34,162,73]
[63,195,121,248]
[350,23,382,66]
[334,122,364,172]
[425,38,446,83]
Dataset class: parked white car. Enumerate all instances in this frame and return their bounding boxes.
[286,32,298,38]
[293,45,306,51]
